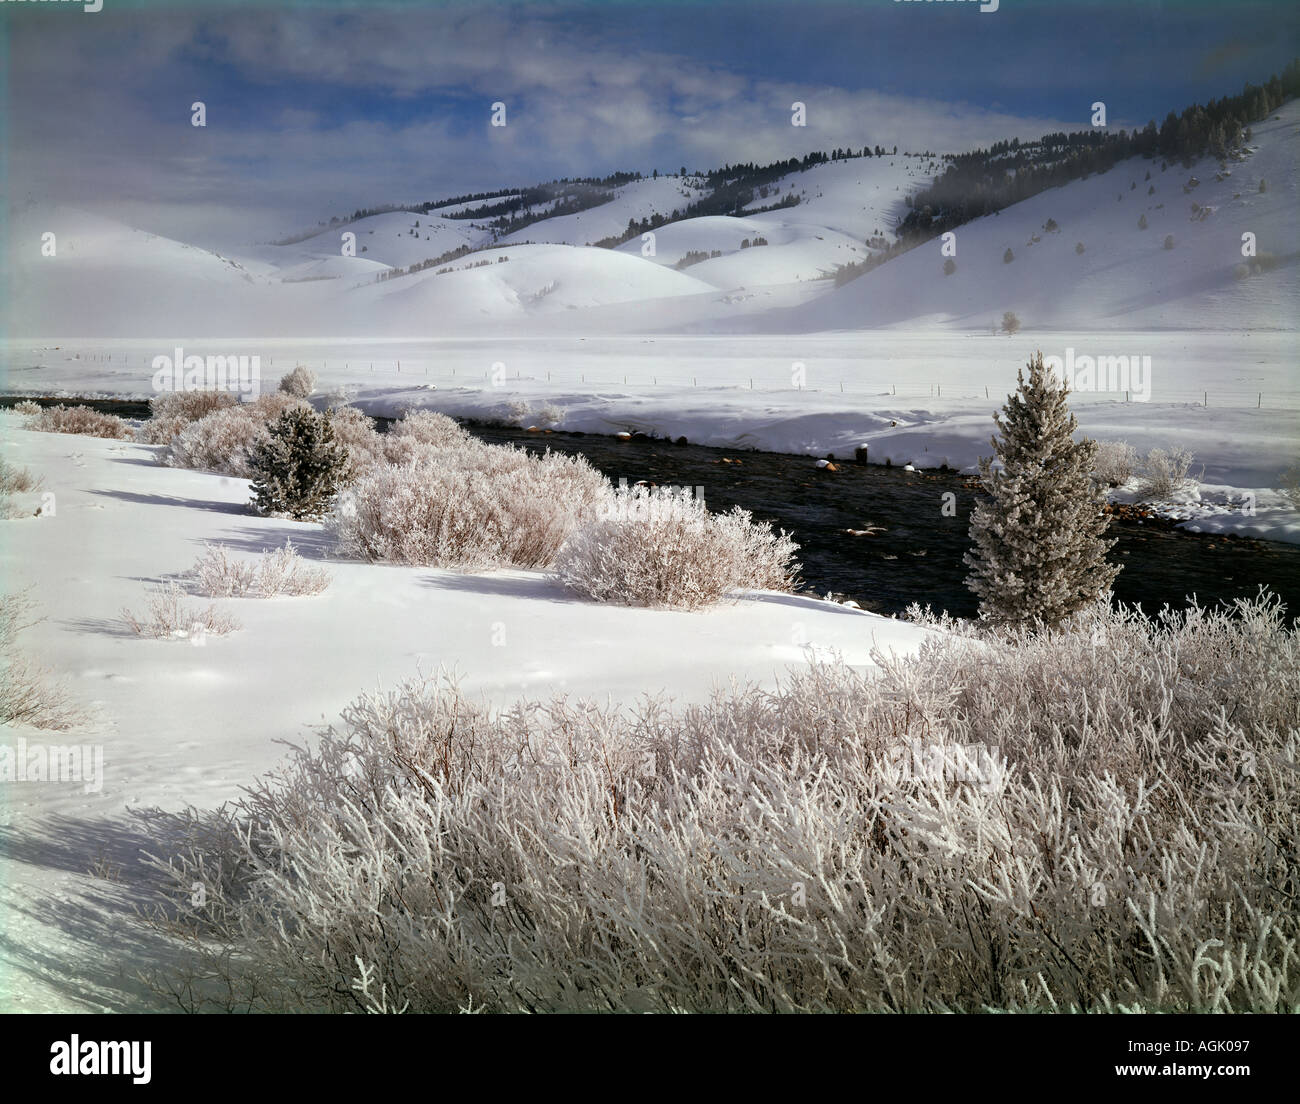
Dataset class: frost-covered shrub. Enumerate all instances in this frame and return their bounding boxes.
[0,458,40,494]
[500,399,532,426]
[278,365,318,398]
[329,441,608,569]
[139,390,238,444]
[137,591,1299,1013]
[167,406,269,478]
[191,546,256,597]
[29,404,133,440]
[190,541,331,598]
[326,406,385,472]
[1281,461,1300,507]
[0,590,83,729]
[136,414,191,447]
[555,484,800,609]
[381,410,470,464]
[1090,440,1138,486]
[0,460,42,519]
[533,403,564,428]
[246,392,310,423]
[11,400,41,419]
[248,408,351,521]
[1137,446,1195,497]
[120,583,240,640]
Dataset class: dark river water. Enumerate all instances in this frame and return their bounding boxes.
[6,398,1298,622]
[468,424,1300,624]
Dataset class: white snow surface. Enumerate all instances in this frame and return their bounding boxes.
[0,423,937,1011]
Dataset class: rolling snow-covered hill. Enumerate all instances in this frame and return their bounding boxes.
[2,105,1294,338]
[751,103,1300,334]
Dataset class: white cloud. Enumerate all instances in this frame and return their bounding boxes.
[5,6,1078,250]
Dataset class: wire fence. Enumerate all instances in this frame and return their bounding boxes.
[10,351,1300,410]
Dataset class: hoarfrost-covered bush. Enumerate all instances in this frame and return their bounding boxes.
[189,541,331,598]
[138,390,238,444]
[330,441,608,569]
[136,414,191,447]
[0,590,84,729]
[1281,461,1300,507]
[138,591,1299,1013]
[326,406,385,472]
[278,365,318,398]
[137,384,239,442]
[501,399,531,426]
[11,400,42,419]
[1090,440,1138,486]
[533,403,564,428]
[28,404,134,440]
[120,583,240,640]
[246,391,310,424]
[381,410,470,463]
[167,406,269,478]
[0,458,41,494]
[1137,446,1196,497]
[555,484,800,609]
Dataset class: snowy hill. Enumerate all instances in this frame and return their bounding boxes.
[755,103,1300,333]
[498,175,711,246]
[354,242,719,323]
[2,107,1294,338]
[4,208,275,336]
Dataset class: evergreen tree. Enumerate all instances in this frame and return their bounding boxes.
[963,352,1120,627]
[248,407,351,520]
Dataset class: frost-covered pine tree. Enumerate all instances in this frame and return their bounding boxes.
[963,351,1121,627]
[248,407,350,520]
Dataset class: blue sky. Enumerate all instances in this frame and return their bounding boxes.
[3,0,1296,247]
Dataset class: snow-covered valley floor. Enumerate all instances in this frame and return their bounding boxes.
[0,425,940,1012]
[6,328,1298,542]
